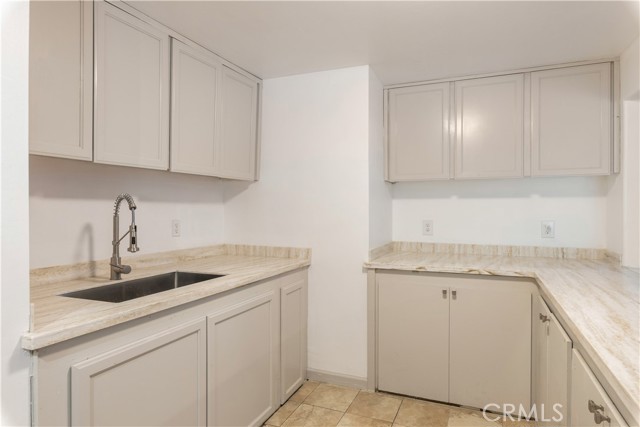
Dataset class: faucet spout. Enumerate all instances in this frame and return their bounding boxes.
[111,193,140,280]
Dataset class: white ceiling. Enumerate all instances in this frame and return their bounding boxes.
[128,1,640,85]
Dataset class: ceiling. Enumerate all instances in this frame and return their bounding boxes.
[127,1,640,85]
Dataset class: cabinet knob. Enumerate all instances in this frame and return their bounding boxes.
[588,400,604,414]
[442,289,448,298]
[539,313,550,323]
[594,410,611,425]
[452,290,457,300]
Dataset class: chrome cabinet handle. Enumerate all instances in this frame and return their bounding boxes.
[588,400,604,414]
[539,313,550,323]
[594,411,611,425]
[442,289,448,298]
[452,290,457,300]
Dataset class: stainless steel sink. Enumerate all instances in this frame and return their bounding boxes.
[61,271,226,303]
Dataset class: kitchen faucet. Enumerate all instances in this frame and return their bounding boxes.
[110,193,139,280]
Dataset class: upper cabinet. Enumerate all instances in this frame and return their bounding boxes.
[385,62,616,182]
[387,83,451,181]
[216,66,260,180]
[170,39,221,176]
[454,74,524,179]
[94,1,170,170]
[29,0,93,161]
[531,63,612,176]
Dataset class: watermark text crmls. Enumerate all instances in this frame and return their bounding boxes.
[483,403,563,423]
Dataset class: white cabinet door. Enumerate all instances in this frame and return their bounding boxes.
[94,2,170,170]
[449,281,531,409]
[280,272,308,403]
[377,272,449,402]
[208,291,279,427]
[29,0,93,160]
[546,313,572,426]
[531,63,611,176]
[534,295,551,415]
[216,66,259,180]
[387,83,451,181]
[170,39,221,176]
[454,74,524,178]
[70,319,206,426]
[570,350,627,427]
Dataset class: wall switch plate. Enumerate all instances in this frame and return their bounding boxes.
[172,220,181,237]
[422,220,434,236]
[541,220,555,238]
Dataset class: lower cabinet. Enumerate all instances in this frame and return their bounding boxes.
[377,271,533,410]
[33,268,308,427]
[571,349,627,427]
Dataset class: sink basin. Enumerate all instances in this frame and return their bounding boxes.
[61,271,226,303]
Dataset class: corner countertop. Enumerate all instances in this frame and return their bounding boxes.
[365,242,639,426]
[23,244,311,351]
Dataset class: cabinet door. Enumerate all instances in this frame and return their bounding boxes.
[215,66,259,180]
[208,291,279,426]
[94,2,170,170]
[534,296,551,414]
[531,63,611,176]
[387,83,451,181]
[377,273,449,402]
[546,313,572,426]
[570,350,627,427]
[449,283,531,409]
[170,39,221,176]
[70,319,206,426]
[454,74,524,178]
[29,0,93,160]
[280,274,308,403]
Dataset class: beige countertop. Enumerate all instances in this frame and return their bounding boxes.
[364,242,639,426]
[23,244,310,351]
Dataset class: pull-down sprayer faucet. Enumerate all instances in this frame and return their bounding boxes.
[110,193,139,280]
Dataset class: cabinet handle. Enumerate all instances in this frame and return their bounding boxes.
[452,290,457,300]
[539,313,550,323]
[594,410,611,425]
[442,289,448,299]
[588,400,604,414]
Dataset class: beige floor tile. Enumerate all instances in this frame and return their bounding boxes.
[304,383,360,412]
[502,417,537,427]
[282,404,343,427]
[338,413,393,427]
[394,399,450,427]
[447,407,502,427]
[346,391,402,422]
[289,381,322,404]
[266,401,301,426]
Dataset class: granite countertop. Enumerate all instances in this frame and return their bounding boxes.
[364,242,639,426]
[23,244,311,351]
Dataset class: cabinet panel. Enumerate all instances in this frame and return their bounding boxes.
[534,295,551,416]
[377,273,449,402]
[449,283,531,409]
[280,276,308,403]
[216,66,259,180]
[455,74,524,178]
[208,291,278,426]
[531,63,611,176]
[71,319,206,426]
[170,39,221,176]
[94,2,170,170]
[387,83,451,181]
[546,313,572,426]
[570,349,627,427]
[29,0,92,160]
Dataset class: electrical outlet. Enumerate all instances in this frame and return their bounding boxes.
[172,220,181,237]
[422,220,434,236]
[541,220,555,238]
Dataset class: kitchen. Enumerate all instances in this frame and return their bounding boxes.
[1,1,639,426]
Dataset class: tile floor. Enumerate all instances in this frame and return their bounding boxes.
[266,381,537,427]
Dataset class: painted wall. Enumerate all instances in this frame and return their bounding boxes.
[0,1,31,424]
[368,70,393,250]
[620,37,640,268]
[224,66,372,380]
[392,177,609,248]
[30,156,225,268]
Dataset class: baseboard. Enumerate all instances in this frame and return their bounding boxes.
[306,368,369,390]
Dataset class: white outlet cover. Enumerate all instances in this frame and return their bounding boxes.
[541,220,555,238]
[422,220,434,236]
[172,219,181,237]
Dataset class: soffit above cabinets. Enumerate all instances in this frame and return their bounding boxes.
[125,1,639,85]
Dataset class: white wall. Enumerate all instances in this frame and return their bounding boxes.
[224,66,372,379]
[0,1,31,424]
[620,37,640,268]
[368,70,392,250]
[30,156,225,268]
[393,177,609,248]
